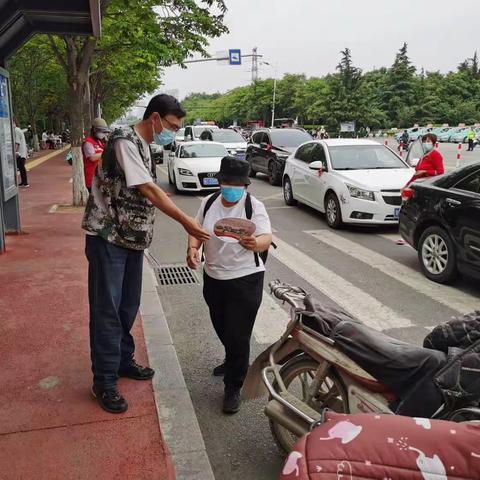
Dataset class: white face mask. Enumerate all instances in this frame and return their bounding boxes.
[423,142,433,152]
[95,132,106,140]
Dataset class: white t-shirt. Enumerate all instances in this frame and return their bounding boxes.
[196,192,272,280]
[114,133,152,187]
[15,127,28,158]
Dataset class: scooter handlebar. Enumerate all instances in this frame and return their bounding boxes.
[269,280,306,307]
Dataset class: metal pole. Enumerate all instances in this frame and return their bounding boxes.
[271,75,277,128]
[251,47,258,83]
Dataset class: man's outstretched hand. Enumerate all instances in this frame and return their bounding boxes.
[183,217,211,242]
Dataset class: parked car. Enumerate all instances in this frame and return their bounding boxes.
[430,126,451,137]
[409,127,433,142]
[437,127,457,142]
[400,162,480,283]
[166,141,228,192]
[395,127,420,143]
[175,127,186,143]
[282,139,414,228]
[150,143,164,164]
[246,128,312,185]
[449,127,469,143]
[183,125,219,142]
[207,128,248,160]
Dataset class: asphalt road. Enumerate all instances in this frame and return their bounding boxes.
[149,152,479,480]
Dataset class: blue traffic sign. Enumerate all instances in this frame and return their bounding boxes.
[229,49,241,65]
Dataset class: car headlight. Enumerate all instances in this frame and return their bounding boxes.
[178,168,194,176]
[346,184,375,201]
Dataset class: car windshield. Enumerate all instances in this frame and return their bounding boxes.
[176,128,185,137]
[211,130,245,143]
[270,129,312,148]
[180,144,227,158]
[193,126,217,136]
[328,145,408,170]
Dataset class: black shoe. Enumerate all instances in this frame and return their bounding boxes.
[118,360,155,380]
[91,385,128,414]
[212,362,226,377]
[223,388,241,414]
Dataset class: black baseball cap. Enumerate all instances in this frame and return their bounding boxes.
[216,156,251,185]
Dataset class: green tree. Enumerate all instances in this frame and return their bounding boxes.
[47,0,228,206]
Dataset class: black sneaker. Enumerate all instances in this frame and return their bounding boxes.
[91,385,128,414]
[223,388,241,414]
[118,360,155,380]
[212,362,226,377]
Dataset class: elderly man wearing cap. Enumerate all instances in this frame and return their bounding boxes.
[82,118,110,192]
[187,156,273,414]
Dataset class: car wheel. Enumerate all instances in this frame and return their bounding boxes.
[246,156,256,178]
[283,176,297,206]
[168,166,173,185]
[325,193,343,229]
[268,161,282,186]
[418,226,457,283]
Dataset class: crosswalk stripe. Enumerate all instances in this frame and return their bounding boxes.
[271,236,414,331]
[378,233,402,243]
[253,290,290,344]
[307,230,479,313]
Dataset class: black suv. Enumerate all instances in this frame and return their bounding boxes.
[400,162,480,283]
[246,128,312,185]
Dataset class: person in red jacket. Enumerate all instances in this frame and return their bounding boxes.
[82,118,109,192]
[406,132,444,186]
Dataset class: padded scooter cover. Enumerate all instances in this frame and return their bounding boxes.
[279,411,480,480]
[301,296,447,416]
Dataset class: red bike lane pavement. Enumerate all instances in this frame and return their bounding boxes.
[0,151,175,479]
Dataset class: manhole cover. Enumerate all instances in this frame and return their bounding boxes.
[155,264,199,286]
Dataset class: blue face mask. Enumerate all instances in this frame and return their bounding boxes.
[153,117,176,145]
[221,186,245,203]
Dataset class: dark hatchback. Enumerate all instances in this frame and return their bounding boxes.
[400,162,480,283]
[246,128,312,185]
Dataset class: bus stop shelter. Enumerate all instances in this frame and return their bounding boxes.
[0,0,101,253]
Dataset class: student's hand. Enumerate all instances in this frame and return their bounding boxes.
[183,217,210,242]
[415,170,427,177]
[239,235,258,251]
[187,247,200,270]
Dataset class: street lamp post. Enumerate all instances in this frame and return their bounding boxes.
[262,61,277,128]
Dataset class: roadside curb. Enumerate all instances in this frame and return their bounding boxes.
[141,256,215,480]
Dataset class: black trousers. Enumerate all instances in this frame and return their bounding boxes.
[203,271,264,390]
[85,235,143,389]
[468,139,475,151]
[16,156,28,185]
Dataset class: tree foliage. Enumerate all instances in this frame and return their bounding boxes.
[183,44,480,132]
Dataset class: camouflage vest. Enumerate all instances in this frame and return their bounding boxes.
[82,126,157,250]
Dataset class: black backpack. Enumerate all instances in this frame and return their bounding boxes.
[202,191,276,266]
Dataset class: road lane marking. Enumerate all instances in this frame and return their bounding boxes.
[25,146,70,171]
[260,192,284,202]
[253,290,290,344]
[307,230,479,313]
[271,236,414,330]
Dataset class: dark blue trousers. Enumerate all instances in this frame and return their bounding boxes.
[85,235,144,389]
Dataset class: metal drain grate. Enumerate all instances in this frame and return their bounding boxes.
[155,264,199,286]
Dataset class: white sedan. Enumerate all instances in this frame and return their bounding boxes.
[282,139,414,228]
[167,141,228,192]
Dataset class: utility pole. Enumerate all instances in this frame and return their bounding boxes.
[251,47,258,83]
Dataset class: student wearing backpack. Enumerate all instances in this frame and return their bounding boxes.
[187,156,272,414]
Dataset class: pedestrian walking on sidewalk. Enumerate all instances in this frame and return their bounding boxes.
[187,157,272,414]
[13,119,29,187]
[82,94,210,414]
[82,118,109,192]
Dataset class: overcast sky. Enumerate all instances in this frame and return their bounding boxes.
[158,0,478,101]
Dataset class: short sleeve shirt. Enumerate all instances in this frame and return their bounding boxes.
[114,134,153,187]
[195,192,272,280]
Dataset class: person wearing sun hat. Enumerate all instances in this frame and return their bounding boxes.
[82,117,110,192]
[187,156,272,414]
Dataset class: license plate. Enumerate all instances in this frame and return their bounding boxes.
[236,153,246,161]
[394,207,401,219]
[203,177,219,186]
